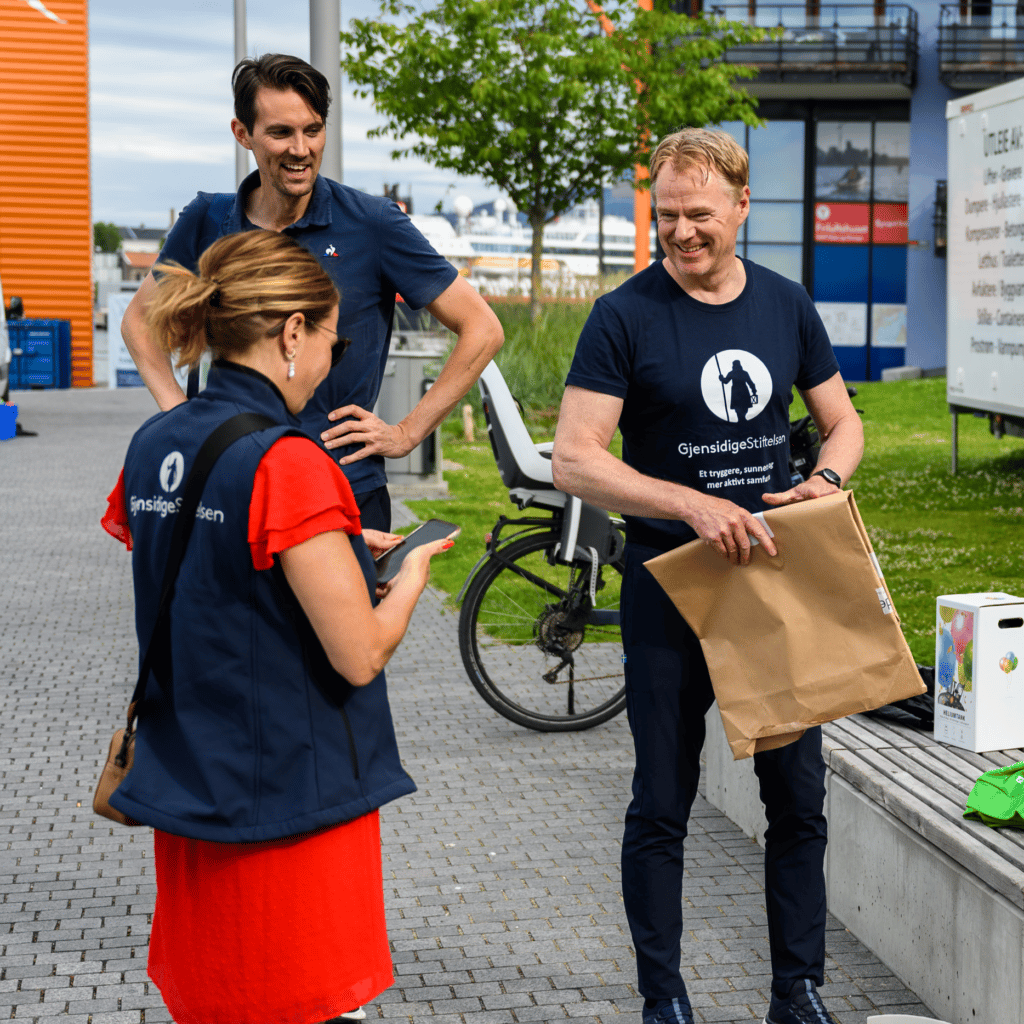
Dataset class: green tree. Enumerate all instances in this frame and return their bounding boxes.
[343,0,767,319]
[93,222,122,254]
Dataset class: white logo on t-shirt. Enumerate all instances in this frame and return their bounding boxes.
[700,351,773,424]
[159,451,185,493]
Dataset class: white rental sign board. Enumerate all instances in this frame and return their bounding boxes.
[106,292,143,389]
[107,289,210,392]
[947,80,1024,419]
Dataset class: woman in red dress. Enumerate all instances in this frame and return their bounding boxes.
[102,230,454,1024]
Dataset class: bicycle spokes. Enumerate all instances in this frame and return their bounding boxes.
[458,530,626,731]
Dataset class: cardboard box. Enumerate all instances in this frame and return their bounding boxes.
[935,593,1024,752]
[0,403,16,441]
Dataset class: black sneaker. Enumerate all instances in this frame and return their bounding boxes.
[642,994,694,1024]
[764,980,838,1024]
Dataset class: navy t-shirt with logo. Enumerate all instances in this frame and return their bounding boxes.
[565,258,840,550]
[159,172,457,495]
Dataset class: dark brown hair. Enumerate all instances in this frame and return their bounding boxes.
[232,54,330,134]
[147,231,339,370]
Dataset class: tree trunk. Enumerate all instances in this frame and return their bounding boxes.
[529,214,544,323]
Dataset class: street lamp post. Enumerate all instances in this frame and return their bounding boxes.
[310,0,342,183]
[234,0,248,187]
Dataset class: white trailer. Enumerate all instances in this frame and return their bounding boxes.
[947,79,1024,471]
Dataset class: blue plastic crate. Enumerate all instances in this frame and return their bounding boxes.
[8,319,71,390]
[0,403,16,441]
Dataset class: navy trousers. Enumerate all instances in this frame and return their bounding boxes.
[619,543,828,1003]
[354,484,392,534]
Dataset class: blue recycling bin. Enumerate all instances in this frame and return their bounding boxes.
[8,319,71,389]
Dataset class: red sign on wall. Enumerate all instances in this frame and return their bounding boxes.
[814,203,870,244]
[872,203,909,244]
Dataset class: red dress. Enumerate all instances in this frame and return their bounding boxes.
[103,437,393,1024]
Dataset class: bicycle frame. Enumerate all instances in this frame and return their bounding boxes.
[456,512,622,628]
[455,513,559,605]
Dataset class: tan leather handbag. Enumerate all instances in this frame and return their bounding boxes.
[93,702,141,826]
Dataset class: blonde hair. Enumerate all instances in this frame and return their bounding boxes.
[650,127,749,203]
[147,230,339,369]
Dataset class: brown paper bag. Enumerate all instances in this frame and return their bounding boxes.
[644,491,924,760]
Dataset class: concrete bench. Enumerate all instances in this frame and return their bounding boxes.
[703,708,1024,1024]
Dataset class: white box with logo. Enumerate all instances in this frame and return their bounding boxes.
[934,592,1024,752]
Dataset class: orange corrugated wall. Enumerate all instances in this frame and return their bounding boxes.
[0,0,92,387]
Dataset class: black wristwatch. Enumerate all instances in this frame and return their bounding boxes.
[812,468,842,488]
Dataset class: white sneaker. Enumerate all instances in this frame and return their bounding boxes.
[338,1010,366,1022]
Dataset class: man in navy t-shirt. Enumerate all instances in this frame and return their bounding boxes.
[552,129,864,1024]
[121,54,502,531]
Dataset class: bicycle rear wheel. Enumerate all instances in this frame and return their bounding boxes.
[458,530,626,731]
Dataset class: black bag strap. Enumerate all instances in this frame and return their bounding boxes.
[121,412,277,738]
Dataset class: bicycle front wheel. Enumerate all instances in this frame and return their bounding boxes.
[458,531,626,731]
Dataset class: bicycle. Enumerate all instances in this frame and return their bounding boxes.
[456,363,851,733]
[456,361,627,732]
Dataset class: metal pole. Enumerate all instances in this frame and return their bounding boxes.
[951,408,959,475]
[234,0,249,188]
[310,0,342,183]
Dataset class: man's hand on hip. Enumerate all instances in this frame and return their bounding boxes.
[321,404,414,463]
[684,491,778,565]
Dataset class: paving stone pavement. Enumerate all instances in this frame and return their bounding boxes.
[1,389,938,1024]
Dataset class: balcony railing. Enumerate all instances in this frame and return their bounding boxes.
[939,5,1024,89]
[704,4,918,87]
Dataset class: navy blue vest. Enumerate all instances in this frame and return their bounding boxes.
[111,362,416,842]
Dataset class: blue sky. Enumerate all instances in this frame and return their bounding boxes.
[88,0,494,228]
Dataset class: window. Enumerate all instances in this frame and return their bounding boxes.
[718,120,806,284]
[872,123,910,202]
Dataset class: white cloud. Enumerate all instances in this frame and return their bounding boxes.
[92,136,233,164]
[88,0,501,222]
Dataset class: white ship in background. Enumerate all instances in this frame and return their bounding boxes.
[409,195,655,294]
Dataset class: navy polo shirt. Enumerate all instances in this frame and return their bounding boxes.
[159,172,458,494]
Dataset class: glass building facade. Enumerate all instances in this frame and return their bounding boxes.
[721,104,910,381]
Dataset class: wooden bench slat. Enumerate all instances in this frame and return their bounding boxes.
[980,748,1024,769]
[827,715,896,750]
[876,745,980,817]
[897,743,983,798]
[848,714,924,745]
[901,742,998,792]
[873,746,1024,867]
[829,745,1024,911]
[841,716,1024,785]
[855,746,970,830]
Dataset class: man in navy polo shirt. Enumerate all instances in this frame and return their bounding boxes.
[122,53,502,531]
[552,129,864,1024]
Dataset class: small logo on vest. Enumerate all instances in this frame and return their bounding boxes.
[159,452,185,493]
[325,244,339,257]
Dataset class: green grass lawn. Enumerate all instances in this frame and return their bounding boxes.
[408,376,1024,665]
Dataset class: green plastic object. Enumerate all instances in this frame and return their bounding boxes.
[964,760,1024,829]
